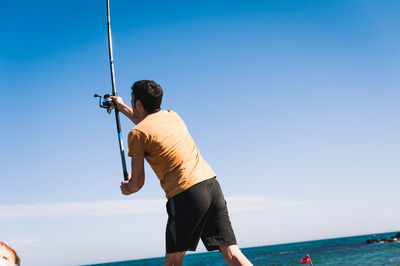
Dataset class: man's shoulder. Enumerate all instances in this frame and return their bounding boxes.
[129,110,183,144]
[158,109,179,117]
[138,110,180,127]
[128,128,147,141]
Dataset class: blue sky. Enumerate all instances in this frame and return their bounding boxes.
[1,0,400,265]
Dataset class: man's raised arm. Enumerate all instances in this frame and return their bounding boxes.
[110,96,135,123]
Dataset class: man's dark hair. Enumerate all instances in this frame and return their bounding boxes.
[131,80,163,113]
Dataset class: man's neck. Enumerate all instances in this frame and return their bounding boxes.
[132,111,150,125]
[133,109,161,125]
[133,115,146,125]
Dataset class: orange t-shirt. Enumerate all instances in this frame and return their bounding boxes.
[127,110,216,199]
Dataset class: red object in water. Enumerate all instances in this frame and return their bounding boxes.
[300,254,311,264]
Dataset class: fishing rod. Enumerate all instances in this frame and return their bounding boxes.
[94,0,129,181]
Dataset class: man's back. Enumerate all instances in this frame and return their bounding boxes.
[128,110,215,198]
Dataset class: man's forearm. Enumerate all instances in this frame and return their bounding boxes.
[117,104,135,123]
[127,174,144,193]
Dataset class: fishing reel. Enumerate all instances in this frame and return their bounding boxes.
[94,93,115,114]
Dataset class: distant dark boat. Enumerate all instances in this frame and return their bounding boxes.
[366,232,400,244]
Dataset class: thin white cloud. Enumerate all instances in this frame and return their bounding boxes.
[0,197,309,218]
[227,196,310,213]
[5,239,41,248]
[0,199,166,218]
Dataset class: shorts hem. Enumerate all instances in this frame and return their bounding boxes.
[166,246,197,254]
[203,240,237,251]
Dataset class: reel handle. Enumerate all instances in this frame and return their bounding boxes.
[94,93,115,113]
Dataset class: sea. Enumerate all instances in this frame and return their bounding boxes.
[87,231,400,265]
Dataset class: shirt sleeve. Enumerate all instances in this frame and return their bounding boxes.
[128,129,147,157]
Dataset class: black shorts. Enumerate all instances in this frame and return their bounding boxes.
[165,177,237,253]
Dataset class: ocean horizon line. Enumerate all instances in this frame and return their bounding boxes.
[85,230,399,265]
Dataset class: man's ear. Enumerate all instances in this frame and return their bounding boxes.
[135,99,144,110]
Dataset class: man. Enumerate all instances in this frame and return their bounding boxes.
[111,80,252,266]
